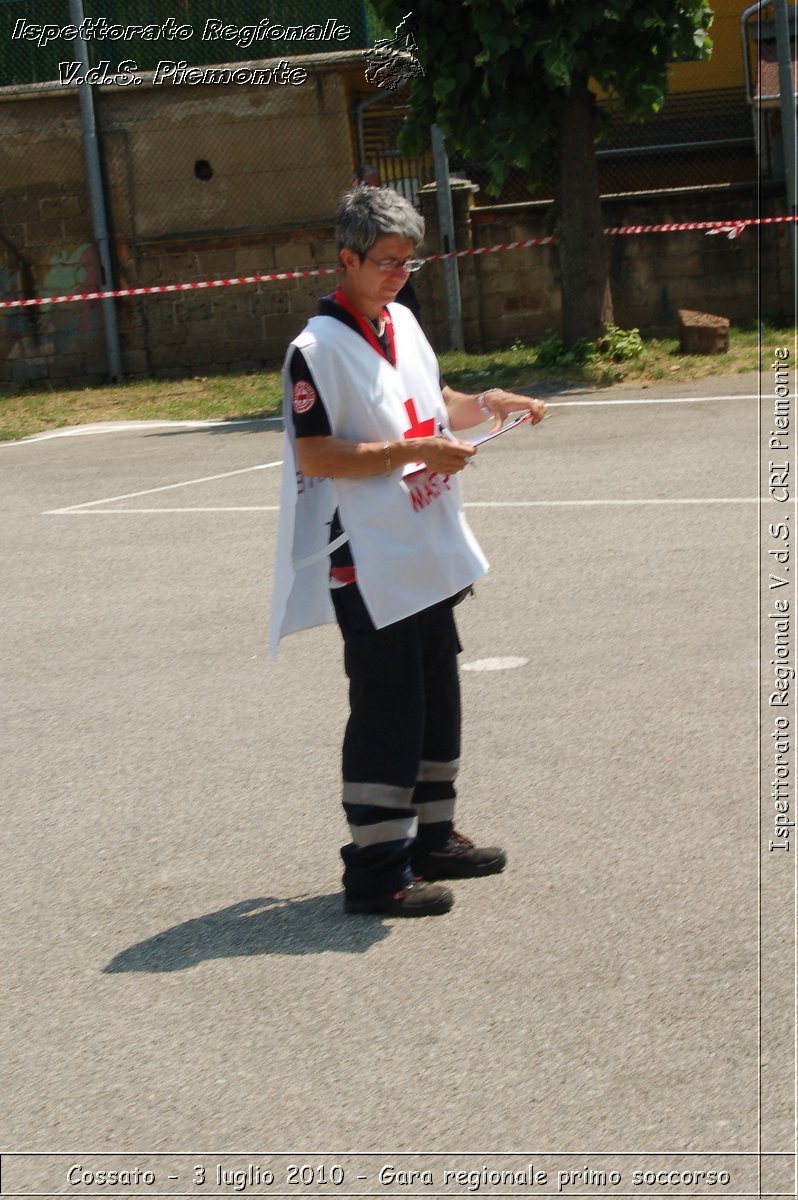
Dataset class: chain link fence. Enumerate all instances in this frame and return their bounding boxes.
[449,87,758,206]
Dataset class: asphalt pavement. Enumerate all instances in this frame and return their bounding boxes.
[1,371,792,1196]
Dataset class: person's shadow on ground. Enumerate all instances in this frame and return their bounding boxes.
[103,894,389,973]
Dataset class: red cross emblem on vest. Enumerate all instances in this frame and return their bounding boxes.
[403,398,435,440]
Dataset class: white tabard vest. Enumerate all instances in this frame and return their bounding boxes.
[269,302,488,658]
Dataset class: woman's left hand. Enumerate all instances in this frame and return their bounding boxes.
[479,388,547,432]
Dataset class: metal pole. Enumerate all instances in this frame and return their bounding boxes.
[430,124,464,350]
[68,0,123,380]
[773,0,797,286]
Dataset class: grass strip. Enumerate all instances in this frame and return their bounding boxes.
[0,324,788,442]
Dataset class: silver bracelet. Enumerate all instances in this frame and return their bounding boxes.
[383,440,392,474]
[478,388,498,417]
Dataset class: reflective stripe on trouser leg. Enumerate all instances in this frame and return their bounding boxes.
[417,758,461,783]
[342,782,418,848]
[340,780,418,900]
[414,797,456,826]
[413,758,458,849]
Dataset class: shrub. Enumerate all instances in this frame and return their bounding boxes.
[534,324,643,367]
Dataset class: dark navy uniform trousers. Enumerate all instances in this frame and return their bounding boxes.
[331,582,462,900]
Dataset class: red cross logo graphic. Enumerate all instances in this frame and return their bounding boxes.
[403,398,435,440]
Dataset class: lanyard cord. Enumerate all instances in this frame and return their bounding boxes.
[334,285,396,364]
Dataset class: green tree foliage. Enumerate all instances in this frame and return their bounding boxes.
[372,0,712,342]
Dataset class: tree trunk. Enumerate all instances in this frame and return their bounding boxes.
[553,78,614,343]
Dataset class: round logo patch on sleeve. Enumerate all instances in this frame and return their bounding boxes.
[292,380,317,414]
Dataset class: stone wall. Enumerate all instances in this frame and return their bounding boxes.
[0,90,101,384]
[0,52,357,385]
[416,182,791,354]
[120,227,340,378]
[0,55,791,388]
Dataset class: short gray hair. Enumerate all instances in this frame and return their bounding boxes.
[336,185,424,257]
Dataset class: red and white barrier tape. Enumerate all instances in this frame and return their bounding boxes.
[0,266,342,310]
[0,214,794,311]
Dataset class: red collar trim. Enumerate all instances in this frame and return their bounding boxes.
[334,286,396,364]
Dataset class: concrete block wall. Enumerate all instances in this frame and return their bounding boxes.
[0,59,790,387]
[99,71,351,242]
[0,92,110,383]
[604,190,764,335]
[421,183,788,352]
[120,227,336,377]
[0,54,356,386]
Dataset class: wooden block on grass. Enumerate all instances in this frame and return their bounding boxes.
[677,308,730,354]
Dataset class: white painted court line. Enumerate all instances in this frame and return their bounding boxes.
[44,460,282,514]
[46,497,758,515]
[546,392,758,408]
[462,656,529,672]
[3,416,282,446]
[467,497,757,507]
[10,389,757,451]
[47,506,284,514]
[38,390,759,515]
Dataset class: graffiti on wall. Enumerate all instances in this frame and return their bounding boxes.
[0,242,101,380]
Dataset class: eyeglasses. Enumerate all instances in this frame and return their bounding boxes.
[365,256,425,273]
